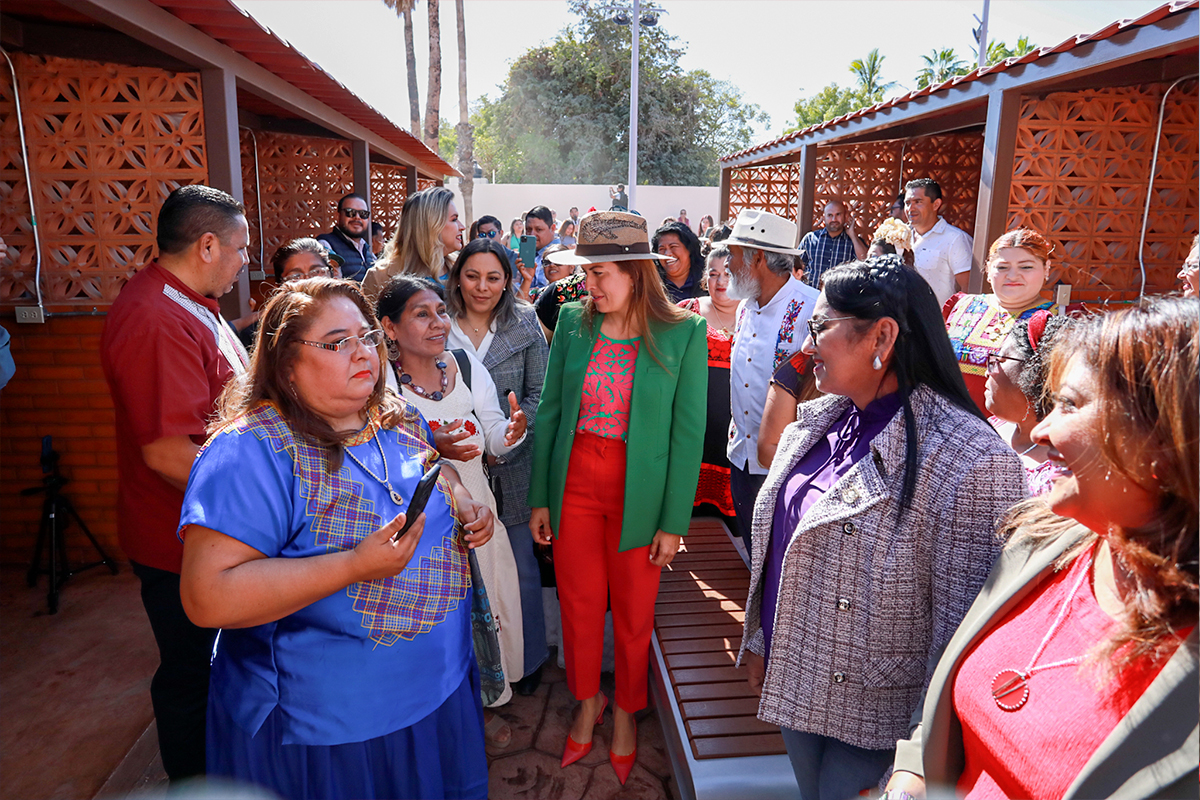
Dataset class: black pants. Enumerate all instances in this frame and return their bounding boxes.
[729,464,767,554]
[131,561,217,782]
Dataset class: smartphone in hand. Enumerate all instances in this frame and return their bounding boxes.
[393,463,442,541]
[518,235,537,274]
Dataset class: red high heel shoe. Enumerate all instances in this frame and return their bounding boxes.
[560,694,608,768]
[609,720,637,785]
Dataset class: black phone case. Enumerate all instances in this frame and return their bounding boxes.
[394,463,441,539]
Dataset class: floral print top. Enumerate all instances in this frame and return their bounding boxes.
[576,332,640,440]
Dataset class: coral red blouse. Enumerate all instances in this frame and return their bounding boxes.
[577,332,640,441]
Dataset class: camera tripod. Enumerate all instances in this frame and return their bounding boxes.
[23,437,118,614]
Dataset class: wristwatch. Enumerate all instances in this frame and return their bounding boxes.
[879,791,916,800]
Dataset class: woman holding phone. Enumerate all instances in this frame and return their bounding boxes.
[178,278,493,799]
[528,211,707,784]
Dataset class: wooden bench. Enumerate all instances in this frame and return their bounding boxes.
[650,517,798,799]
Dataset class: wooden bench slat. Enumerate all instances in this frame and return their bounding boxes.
[665,651,736,669]
[687,716,780,738]
[655,623,745,641]
[656,611,746,627]
[670,665,744,684]
[656,578,748,595]
[658,636,741,655]
[661,569,750,583]
[681,697,763,718]
[670,551,742,563]
[655,599,744,615]
[676,681,759,700]
[675,542,735,552]
[692,733,788,759]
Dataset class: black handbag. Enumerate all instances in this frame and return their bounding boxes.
[467,549,506,706]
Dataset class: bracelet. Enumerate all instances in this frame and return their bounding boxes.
[879,791,916,800]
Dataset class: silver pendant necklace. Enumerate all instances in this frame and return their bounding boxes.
[344,429,404,505]
[990,557,1091,711]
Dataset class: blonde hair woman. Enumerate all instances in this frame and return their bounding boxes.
[362,187,464,302]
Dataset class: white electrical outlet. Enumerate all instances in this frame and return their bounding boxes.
[15,306,45,324]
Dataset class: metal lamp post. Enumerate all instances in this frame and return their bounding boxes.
[604,1,665,213]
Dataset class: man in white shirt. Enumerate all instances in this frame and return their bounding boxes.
[904,178,974,307]
[725,210,820,551]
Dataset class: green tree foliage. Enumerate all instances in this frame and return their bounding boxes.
[985,35,1037,65]
[438,118,457,163]
[786,83,876,132]
[916,48,969,89]
[471,0,767,186]
[849,48,896,99]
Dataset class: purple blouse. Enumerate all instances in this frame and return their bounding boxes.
[761,392,903,659]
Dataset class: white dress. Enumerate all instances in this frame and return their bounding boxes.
[390,355,525,707]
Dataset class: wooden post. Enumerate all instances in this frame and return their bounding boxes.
[352,140,371,201]
[404,164,419,199]
[201,67,250,318]
[970,88,1021,293]
[795,144,818,245]
[718,166,732,224]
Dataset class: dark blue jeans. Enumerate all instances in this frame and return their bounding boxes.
[779,727,895,800]
[729,463,767,554]
[505,520,548,677]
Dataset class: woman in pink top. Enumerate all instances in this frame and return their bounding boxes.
[884,297,1198,800]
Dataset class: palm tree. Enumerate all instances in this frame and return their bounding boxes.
[381,0,422,137]
[916,48,969,89]
[985,35,1036,66]
[849,48,897,100]
[454,0,474,221]
[424,0,442,152]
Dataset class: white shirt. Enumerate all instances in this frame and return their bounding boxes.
[728,276,820,474]
[448,318,495,361]
[911,217,973,307]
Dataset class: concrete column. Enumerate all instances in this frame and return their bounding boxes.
[970,88,1022,293]
[201,67,250,318]
[718,167,731,223]
[795,144,818,243]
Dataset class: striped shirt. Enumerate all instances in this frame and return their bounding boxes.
[798,228,858,288]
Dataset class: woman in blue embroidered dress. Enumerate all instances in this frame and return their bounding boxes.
[178,279,493,800]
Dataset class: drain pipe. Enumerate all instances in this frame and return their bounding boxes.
[2,47,46,322]
[1137,75,1197,300]
[239,126,266,277]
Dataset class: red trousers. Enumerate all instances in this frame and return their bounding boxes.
[554,431,662,713]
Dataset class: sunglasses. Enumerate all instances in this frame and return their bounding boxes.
[340,209,371,220]
[477,229,501,239]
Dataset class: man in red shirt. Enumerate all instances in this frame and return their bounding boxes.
[101,184,249,781]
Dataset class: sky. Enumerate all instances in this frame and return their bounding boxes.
[235,0,1169,144]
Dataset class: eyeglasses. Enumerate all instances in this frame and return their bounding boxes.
[297,329,385,353]
[477,229,500,239]
[340,209,371,220]
[806,315,856,340]
[986,353,1025,371]
[283,267,332,282]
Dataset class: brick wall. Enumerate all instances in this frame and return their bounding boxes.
[1,316,123,566]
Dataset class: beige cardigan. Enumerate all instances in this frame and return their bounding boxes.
[893,530,1199,798]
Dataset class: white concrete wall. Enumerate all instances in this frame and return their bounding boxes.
[446,180,720,235]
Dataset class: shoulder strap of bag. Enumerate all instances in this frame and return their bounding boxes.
[450,348,471,391]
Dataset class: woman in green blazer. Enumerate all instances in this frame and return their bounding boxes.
[528,211,707,784]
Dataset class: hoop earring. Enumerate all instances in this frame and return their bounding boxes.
[872,355,883,371]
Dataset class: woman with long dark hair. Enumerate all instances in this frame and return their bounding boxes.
[652,221,705,303]
[528,211,706,784]
[740,255,1027,800]
[885,296,1198,800]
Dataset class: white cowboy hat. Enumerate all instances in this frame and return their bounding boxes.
[546,211,668,266]
[724,209,803,256]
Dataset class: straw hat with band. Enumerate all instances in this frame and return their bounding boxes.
[546,211,669,266]
[723,209,804,257]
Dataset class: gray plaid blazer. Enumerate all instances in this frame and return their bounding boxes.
[738,386,1026,750]
[479,304,549,527]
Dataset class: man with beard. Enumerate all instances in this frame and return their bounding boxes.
[316,193,375,282]
[724,210,819,552]
[797,199,867,289]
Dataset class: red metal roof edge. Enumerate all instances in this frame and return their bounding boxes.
[721,0,1198,164]
[149,0,458,178]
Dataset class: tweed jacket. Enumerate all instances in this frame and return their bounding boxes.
[894,530,1199,799]
[528,302,707,552]
[476,304,549,527]
[738,386,1026,750]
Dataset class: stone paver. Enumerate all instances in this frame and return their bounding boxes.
[486,658,675,800]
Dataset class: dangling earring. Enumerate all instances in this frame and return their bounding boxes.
[289,382,299,400]
[384,334,399,362]
[872,355,883,371]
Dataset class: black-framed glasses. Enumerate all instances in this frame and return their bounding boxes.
[340,208,371,219]
[806,315,856,340]
[477,229,500,239]
[297,329,385,353]
[986,353,1025,371]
